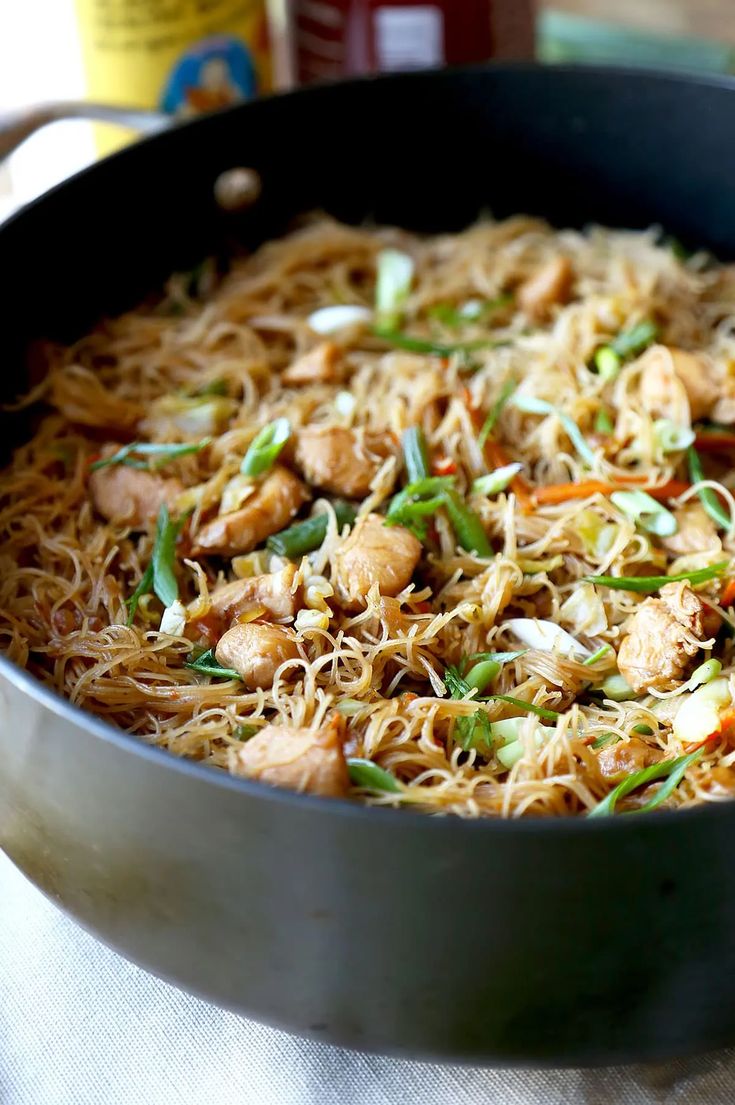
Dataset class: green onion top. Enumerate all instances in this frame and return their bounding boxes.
[375,249,414,330]
[688,446,733,532]
[402,426,430,483]
[125,504,189,625]
[585,562,728,592]
[609,319,659,359]
[512,394,595,467]
[90,439,211,471]
[588,748,703,817]
[185,648,242,680]
[240,418,291,477]
[347,757,403,793]
[372,327,501,358]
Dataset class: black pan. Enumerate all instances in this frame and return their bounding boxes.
[2,63,735,1067]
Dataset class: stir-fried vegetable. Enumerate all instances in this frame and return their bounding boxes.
[266,501,356,557]
[654,419,695,454]
[372,328,500,358]
[533,478,689,506]
[444,665,494,751]
[90,439,211,472]
[428,294,512,329]
[402,426,430,483]
[503,617,590,658]
[473,463,524,497]
[610,489,677,537]
[441,488,492,557]
[240,418,291,477]
[375,249,414,330]
[592,319,659,381]
[386,476,454,540]
[512,394,595,466]
[594,408,615,434]
[347,757,403,793]
[126,504,189,625]
[477,379,518,448]
[583,644,612,666]
[687,446,733,531]
[308,304,372,333]
[185,648,242,679]
[588,748,703,817]
[586,561,728,592]
[486,695,561,720]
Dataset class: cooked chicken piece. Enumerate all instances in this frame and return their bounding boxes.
[518,256,573,319]
[282,341,343,386]
[617,581,717,693]
[89,448,183,528]
[215,622,300,689]
[661,503,719,556]
[597,736,664,778]
[192,466,309,556]
[231,714,348,797]
[639,346,719,422]
[332,512,421,611]
[295,426,395,499]
[209,564,301,624]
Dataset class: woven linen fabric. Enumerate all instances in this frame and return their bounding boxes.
[2,851,735,1105]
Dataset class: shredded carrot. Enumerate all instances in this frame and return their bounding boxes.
[432,456,457,476]
[694,432,735,453]
[721,579,735,608]
[532,478,690,506]
[463,401,534,510]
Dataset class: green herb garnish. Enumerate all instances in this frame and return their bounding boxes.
[372,326,501,358]
[240,418,291,477]
[687,446,733,532]
[185,648,242,680]
[347,758,403,793]
[385,476,454,540]
[588,748,704,817]
[90,439,211,471]
[125,504,189,626]
[477,379,518,448]
[402,425,430,483]
[585,562,728,593]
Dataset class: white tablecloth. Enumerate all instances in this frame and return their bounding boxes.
[4,852,735,1104]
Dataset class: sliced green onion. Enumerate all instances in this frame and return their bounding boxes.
[192,379,229,398]
[496,728,549,769]
[583,643,612,666]
[586,562,728,592]
[402,426,430,483]
[601,673,636,701]
[266,501,356,558]
[372,327,500,358]
[512,394,595,466]
[185,648,241,680]
[385,476,454,540]
[588,748,703,817]
[687,446,733,532]
[632,724,653,736]
[654,419,695,454]
[240,418,291,477]
[467,649,528,666]
[610,489,677,537]
[125,562,153,627]
[90,438,211,471]
[152,504,187,608]
[594,408,615,434]
[444,664,496,751]
[441,488,492,557]
[477,379,518,448]
[485,694,561,720]
[689,658,722,688]
[609,319,659,359]
[594,347,622,381]
[234,723,259,740]
[473,463,523,497]
[375,249,414,330]
[591,732,619,750]
[428,294,512,329]
[347,757,403,793]
[465,659,501,692]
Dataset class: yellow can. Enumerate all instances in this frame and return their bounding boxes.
[73,0,272,154]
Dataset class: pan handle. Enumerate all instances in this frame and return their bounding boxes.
[0,102,171,164]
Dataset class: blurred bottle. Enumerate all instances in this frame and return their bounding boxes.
[73,0,273,153]
[272,0,535,86]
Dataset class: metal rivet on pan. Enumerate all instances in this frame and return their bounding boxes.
[214,167,262,211]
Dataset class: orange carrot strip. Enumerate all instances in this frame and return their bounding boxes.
[532,479,690,506]
[721,579,735,608]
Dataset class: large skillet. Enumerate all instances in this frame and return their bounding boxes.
[2,64,735,1066]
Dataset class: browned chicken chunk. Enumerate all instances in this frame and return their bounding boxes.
[332,512,421,611]
[518,256,573,319]
[231,714,348,797]
[661,503,719,556]
[215,622,300,690]
[209,564,301,625]
[597,737,663,778]
[192,466,309,556]
[89,449,183,528]
[640,346,719,422]
[282,342,343,386]
[616,581,717,694]
[295,426,395,499]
